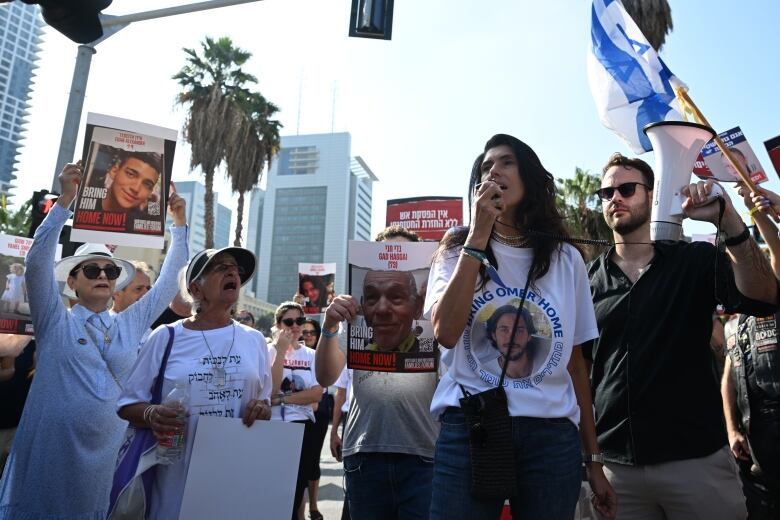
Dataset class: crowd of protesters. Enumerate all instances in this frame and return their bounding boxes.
[0,130,779,520]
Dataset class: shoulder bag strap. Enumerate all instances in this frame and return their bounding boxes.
[150,325,176,405]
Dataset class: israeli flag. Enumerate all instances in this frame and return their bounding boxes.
[587,0,686,154]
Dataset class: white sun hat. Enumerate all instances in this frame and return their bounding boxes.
[54,243,136,299]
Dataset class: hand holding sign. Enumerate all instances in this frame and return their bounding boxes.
[168,192,187,227]
[57,162,83,208]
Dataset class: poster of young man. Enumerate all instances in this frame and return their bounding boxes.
[385,196,463,241]
[692,126,769,185]
[71,113,177,249]
[298,263,336,314]
[347,240,438,373]
[0,234,61,335]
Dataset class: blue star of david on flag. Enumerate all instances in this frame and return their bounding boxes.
[587,0,686,153]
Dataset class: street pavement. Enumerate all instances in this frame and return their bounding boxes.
[300,424,345,519]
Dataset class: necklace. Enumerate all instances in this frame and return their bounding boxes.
[199,322,236,387]
[88,314,114,344]
[491,229,530,248]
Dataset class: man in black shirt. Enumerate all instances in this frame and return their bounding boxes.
[587,153,777,519]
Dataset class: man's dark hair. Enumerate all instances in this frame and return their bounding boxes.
[602,152,654,187]
[375,226,420,242]
[485,305,538,359]
[437,134,573,285]
[117,150,163,175]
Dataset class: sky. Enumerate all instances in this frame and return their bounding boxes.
[8,0,780,240]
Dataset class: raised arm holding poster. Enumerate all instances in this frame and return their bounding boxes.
[298,262,336,314]
[693,126,768,185]
[0,234,61,334]
[347,240,438,373]
[71,113,177,248]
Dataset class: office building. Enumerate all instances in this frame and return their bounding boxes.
[247,132,376,304]
[172,180,232,257]
[0,3,44,200]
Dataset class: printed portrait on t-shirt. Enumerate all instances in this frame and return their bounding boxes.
[280,373,307,395]
[468,294,557,387]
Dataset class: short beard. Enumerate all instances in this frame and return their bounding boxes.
[610,206,650,236]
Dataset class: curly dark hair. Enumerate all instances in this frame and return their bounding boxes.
[437,134,571,286]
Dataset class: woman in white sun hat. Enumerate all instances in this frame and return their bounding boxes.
[0,162,189,519]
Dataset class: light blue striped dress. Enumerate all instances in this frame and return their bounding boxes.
[0,203,188,519]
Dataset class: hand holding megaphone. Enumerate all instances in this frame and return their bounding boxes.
[681,180,725,221]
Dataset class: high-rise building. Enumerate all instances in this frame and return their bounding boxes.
[172,180,232,257]
[0,4,43,200]
[247,132,376,304]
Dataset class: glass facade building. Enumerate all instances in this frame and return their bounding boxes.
[169,180,232,258]
[246,132,376,304]
[0,4,43,201]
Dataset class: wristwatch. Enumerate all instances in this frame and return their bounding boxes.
[583,453,605,464]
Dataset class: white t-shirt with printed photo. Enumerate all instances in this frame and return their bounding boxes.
[424,241,599,426]
[269,343,318,422]
[118,320,273,520]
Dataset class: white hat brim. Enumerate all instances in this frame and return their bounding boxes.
[54,254,136,299]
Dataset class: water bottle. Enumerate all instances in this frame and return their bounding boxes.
[156,381,189,464]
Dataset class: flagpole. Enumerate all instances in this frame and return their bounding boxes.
[676,87,780,222]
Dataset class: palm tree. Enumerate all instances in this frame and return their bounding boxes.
[0,199,31,236]
[556,167,613,260]
[173,36,257,249]
[224,90,282,247]
[622,0,673,51]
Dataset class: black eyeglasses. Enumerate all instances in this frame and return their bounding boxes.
[301,330,317,336]
[594,182,651,201]
[281,317,307,327]
[236,315,253,324]
[71,264,122,280]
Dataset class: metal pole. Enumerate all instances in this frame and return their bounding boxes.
[52,44,95,192]
[49,0,264,191]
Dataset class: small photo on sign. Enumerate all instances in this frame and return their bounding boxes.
[347,240,438,373]
[693,126,768,184]
[298,263,336,314]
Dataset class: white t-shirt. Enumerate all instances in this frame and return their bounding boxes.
[424,241,598,425]
[335,367,353,413]
[270,344,318,422]
[118,320,273,520]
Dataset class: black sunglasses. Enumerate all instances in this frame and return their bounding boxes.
[71,264,122,280]
[594,182,651,201]
[301,330,317,336]
[281,317,307,327]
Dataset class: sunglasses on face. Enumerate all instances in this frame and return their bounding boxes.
[209,263,246,276]
[236,315,253,324]
[71,264,122,280]
[594,182,651,201]
[301,330,317,336]
[281,317,307,327]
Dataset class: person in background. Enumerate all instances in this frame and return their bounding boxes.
[721,184,780,519]
[0,162,188,519]
[150,267,193,329]
[111,261,154,313]
[300,317,330,520]
[0,335,34,475]
[270,302,323,520]
[235,309,256,328]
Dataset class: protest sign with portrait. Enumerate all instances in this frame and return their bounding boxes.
[765,135,780,180]
[347,240,438,373]
[71,113,177,249]
[298,263,336,314]
[693,126,768,185]
[0,234,61,335]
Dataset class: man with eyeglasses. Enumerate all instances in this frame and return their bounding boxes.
[585,153,777,519]
[235,310,255,328]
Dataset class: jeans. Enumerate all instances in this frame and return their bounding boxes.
[344,452,434,520]
[430,407,581,520]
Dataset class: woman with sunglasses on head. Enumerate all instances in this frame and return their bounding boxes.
[425,135,616,519]
[117,247,272,519]
[270,302,323,520]
[0,162,189,519]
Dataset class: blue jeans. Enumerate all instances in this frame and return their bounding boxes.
[344,452,434,520]
[430,407,582,520]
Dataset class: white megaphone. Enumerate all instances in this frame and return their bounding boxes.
[644,121,721,241]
